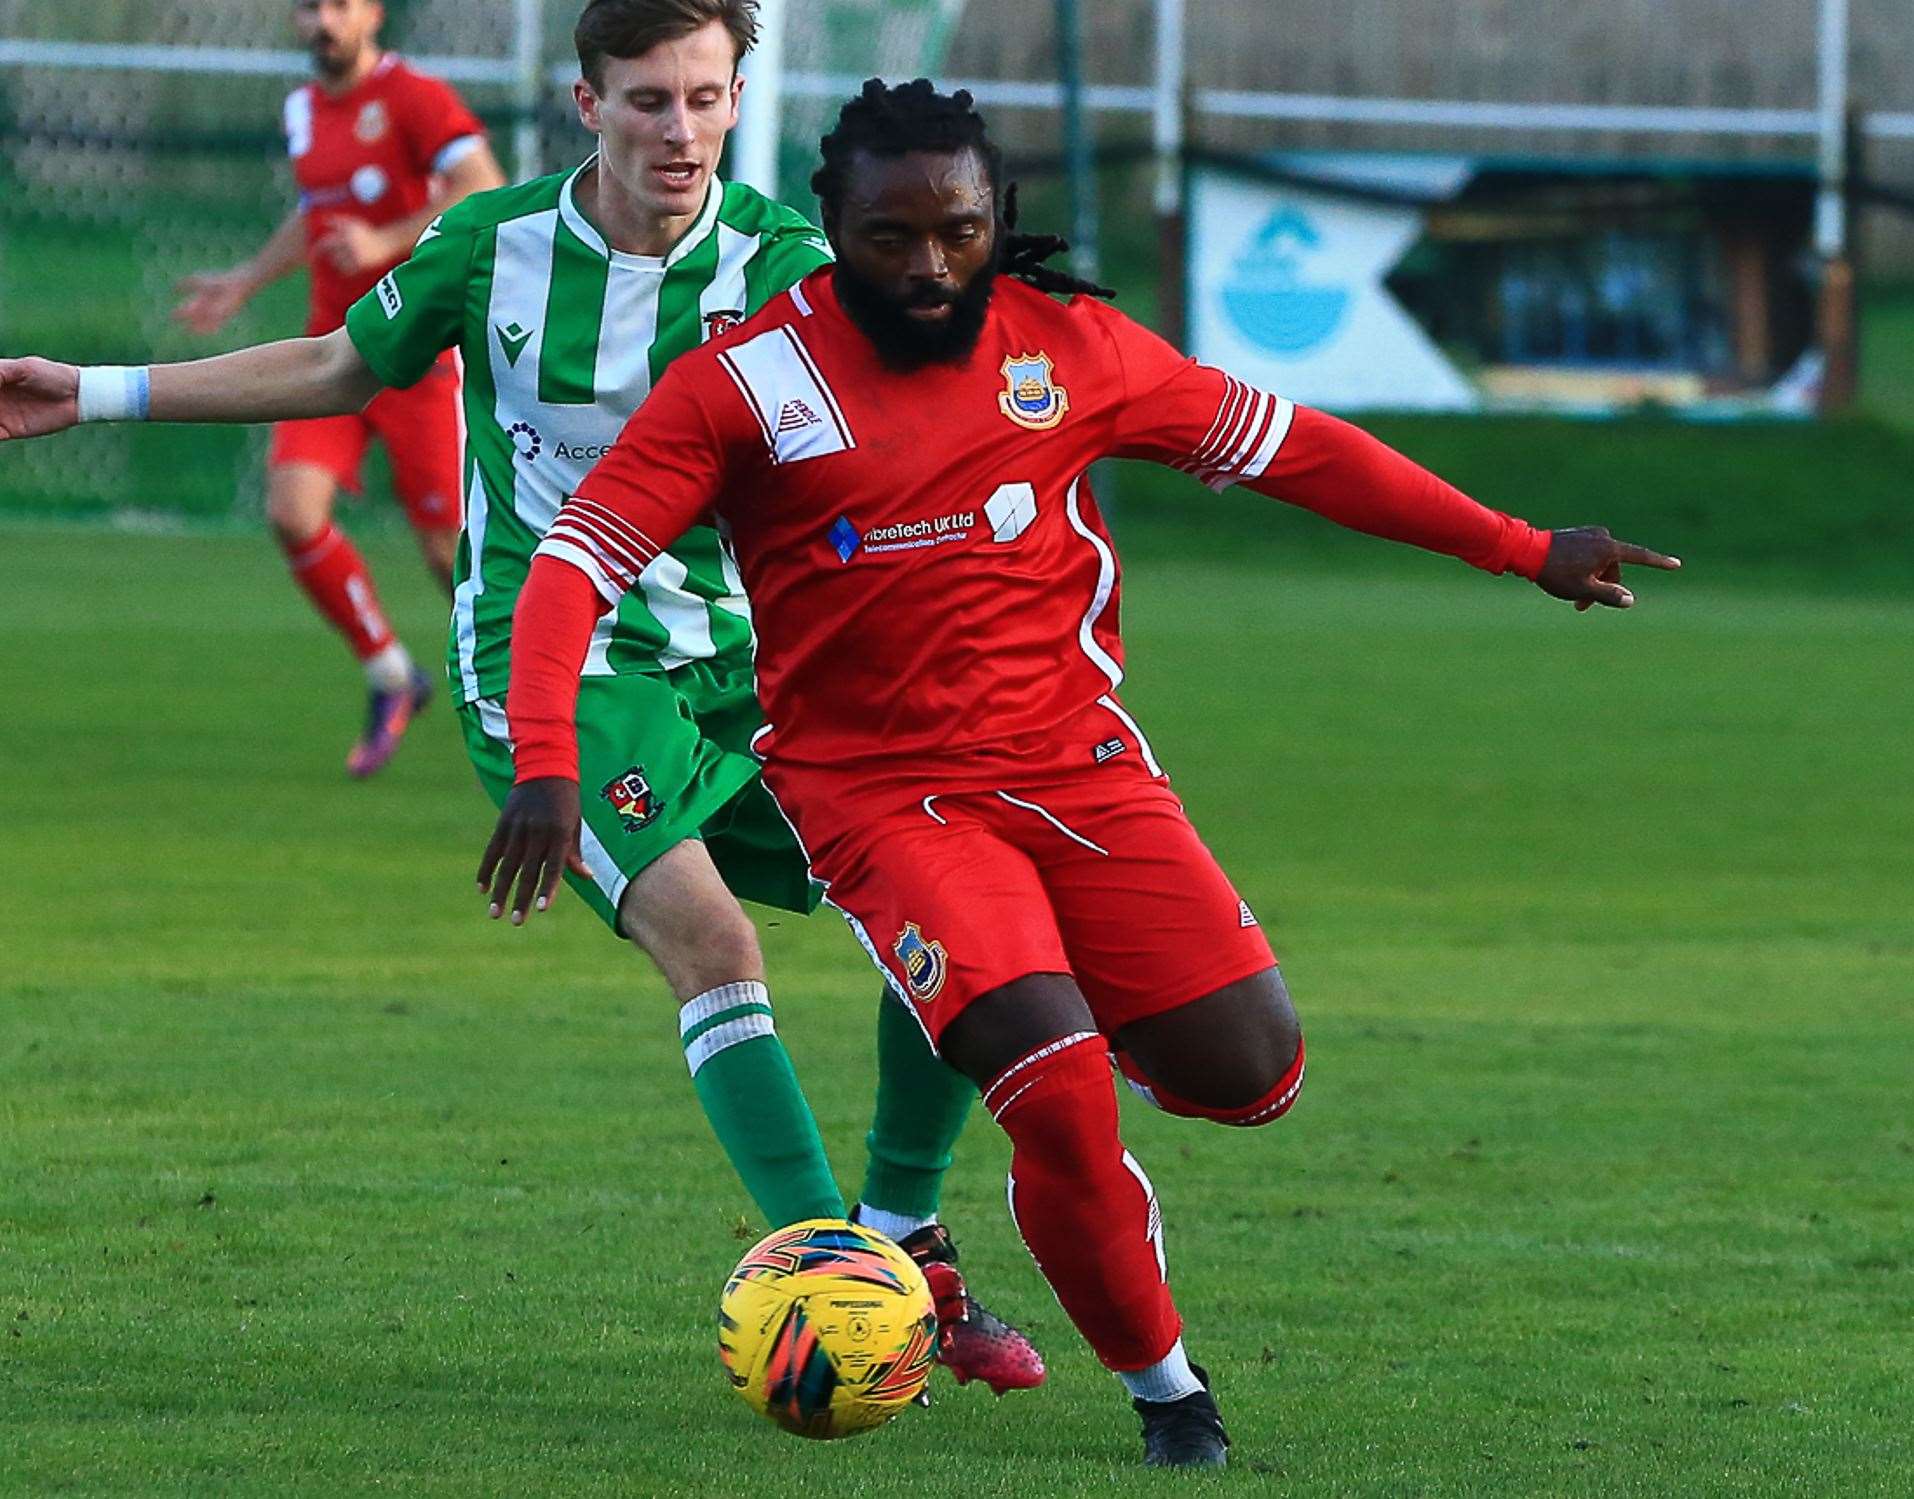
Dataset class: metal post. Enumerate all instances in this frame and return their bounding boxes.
[734,0,786,198]
[1816,0,1857,410]
[512,0,542,180]
[1152,0,1187,344]
[1056,0,1099,281]
[1815,0,1850,258]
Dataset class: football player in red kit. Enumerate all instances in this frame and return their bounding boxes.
[174,0,504,776]
[480,81,1680,1466]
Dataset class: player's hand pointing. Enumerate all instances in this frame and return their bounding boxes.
[478,777,589,925]
[1534,526,1682,611]
[0,358,80,440]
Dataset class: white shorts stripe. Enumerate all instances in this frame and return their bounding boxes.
[832,903,942,1055]
[474,696,512,744]
[577,819,629,915]
[995,791,1110,856]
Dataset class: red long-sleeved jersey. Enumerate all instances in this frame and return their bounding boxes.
[509,270,1550,785]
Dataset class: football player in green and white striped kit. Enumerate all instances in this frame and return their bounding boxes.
[0,0,1044,1391]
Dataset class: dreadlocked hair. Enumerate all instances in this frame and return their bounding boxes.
[812,78,1116,301]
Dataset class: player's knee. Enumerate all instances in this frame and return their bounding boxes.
[623,883,762,999]
[1114,1030,1306,1128]
[1111,967,1301,1120]
[265,486,328,546]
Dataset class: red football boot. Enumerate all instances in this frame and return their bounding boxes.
[895,1223,1047,1395]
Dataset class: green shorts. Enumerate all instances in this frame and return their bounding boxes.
[460,657,822,935]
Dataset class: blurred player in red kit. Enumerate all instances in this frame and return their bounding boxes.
[174,0,504,776]
[481,81,1680,1466]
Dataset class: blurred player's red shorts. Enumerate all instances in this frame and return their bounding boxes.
[771,733,1276,1047]
[268,349,463,534]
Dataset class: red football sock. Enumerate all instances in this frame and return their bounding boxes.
[988,1032,1182,1372]
[282,523,395,662]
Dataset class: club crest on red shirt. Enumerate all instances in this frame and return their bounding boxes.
[600,766,661,833]
[892,922,948,1002]
[998,351,1069,430]
[355,100,389,144]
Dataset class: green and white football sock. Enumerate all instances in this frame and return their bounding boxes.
[856,990,975,1234]
[680,981,845,1227]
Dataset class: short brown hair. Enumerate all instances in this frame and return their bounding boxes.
[575,0,758,92]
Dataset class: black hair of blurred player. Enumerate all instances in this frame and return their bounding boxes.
[812,78,1113,371]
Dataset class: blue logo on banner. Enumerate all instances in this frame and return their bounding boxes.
[1221,207,1351,356]
[829,515,862,563]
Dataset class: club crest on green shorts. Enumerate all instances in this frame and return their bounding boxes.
[600,766,662,833]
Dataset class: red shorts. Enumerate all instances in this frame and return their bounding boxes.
[773,753,1277,1046]
[268,350,463,534]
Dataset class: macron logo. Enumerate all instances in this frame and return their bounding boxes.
[776,398,822,434]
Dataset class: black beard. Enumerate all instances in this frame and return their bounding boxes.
[833,257,999,372]
[313,42,353,79]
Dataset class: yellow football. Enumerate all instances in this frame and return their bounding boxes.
[717,1218,938,1440]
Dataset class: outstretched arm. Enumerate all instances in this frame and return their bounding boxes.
[0,327,383,441]
[1099,307,1679,608]
[1241,404,1680,608]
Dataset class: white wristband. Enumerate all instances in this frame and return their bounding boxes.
[76,365,152,424]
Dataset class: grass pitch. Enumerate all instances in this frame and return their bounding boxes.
[2,520,1911,1496]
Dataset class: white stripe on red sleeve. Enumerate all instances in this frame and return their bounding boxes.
[547,508,643,574]
[568,496,667,565]
[535,494,667,603]
[1191,377,1250,468]
[1222,391,1274,471]
[1186,376,1242,469]
[1176,375,1299,490]
[1239,397,1297,482]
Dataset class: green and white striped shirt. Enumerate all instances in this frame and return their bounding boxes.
[344,158,831,703]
